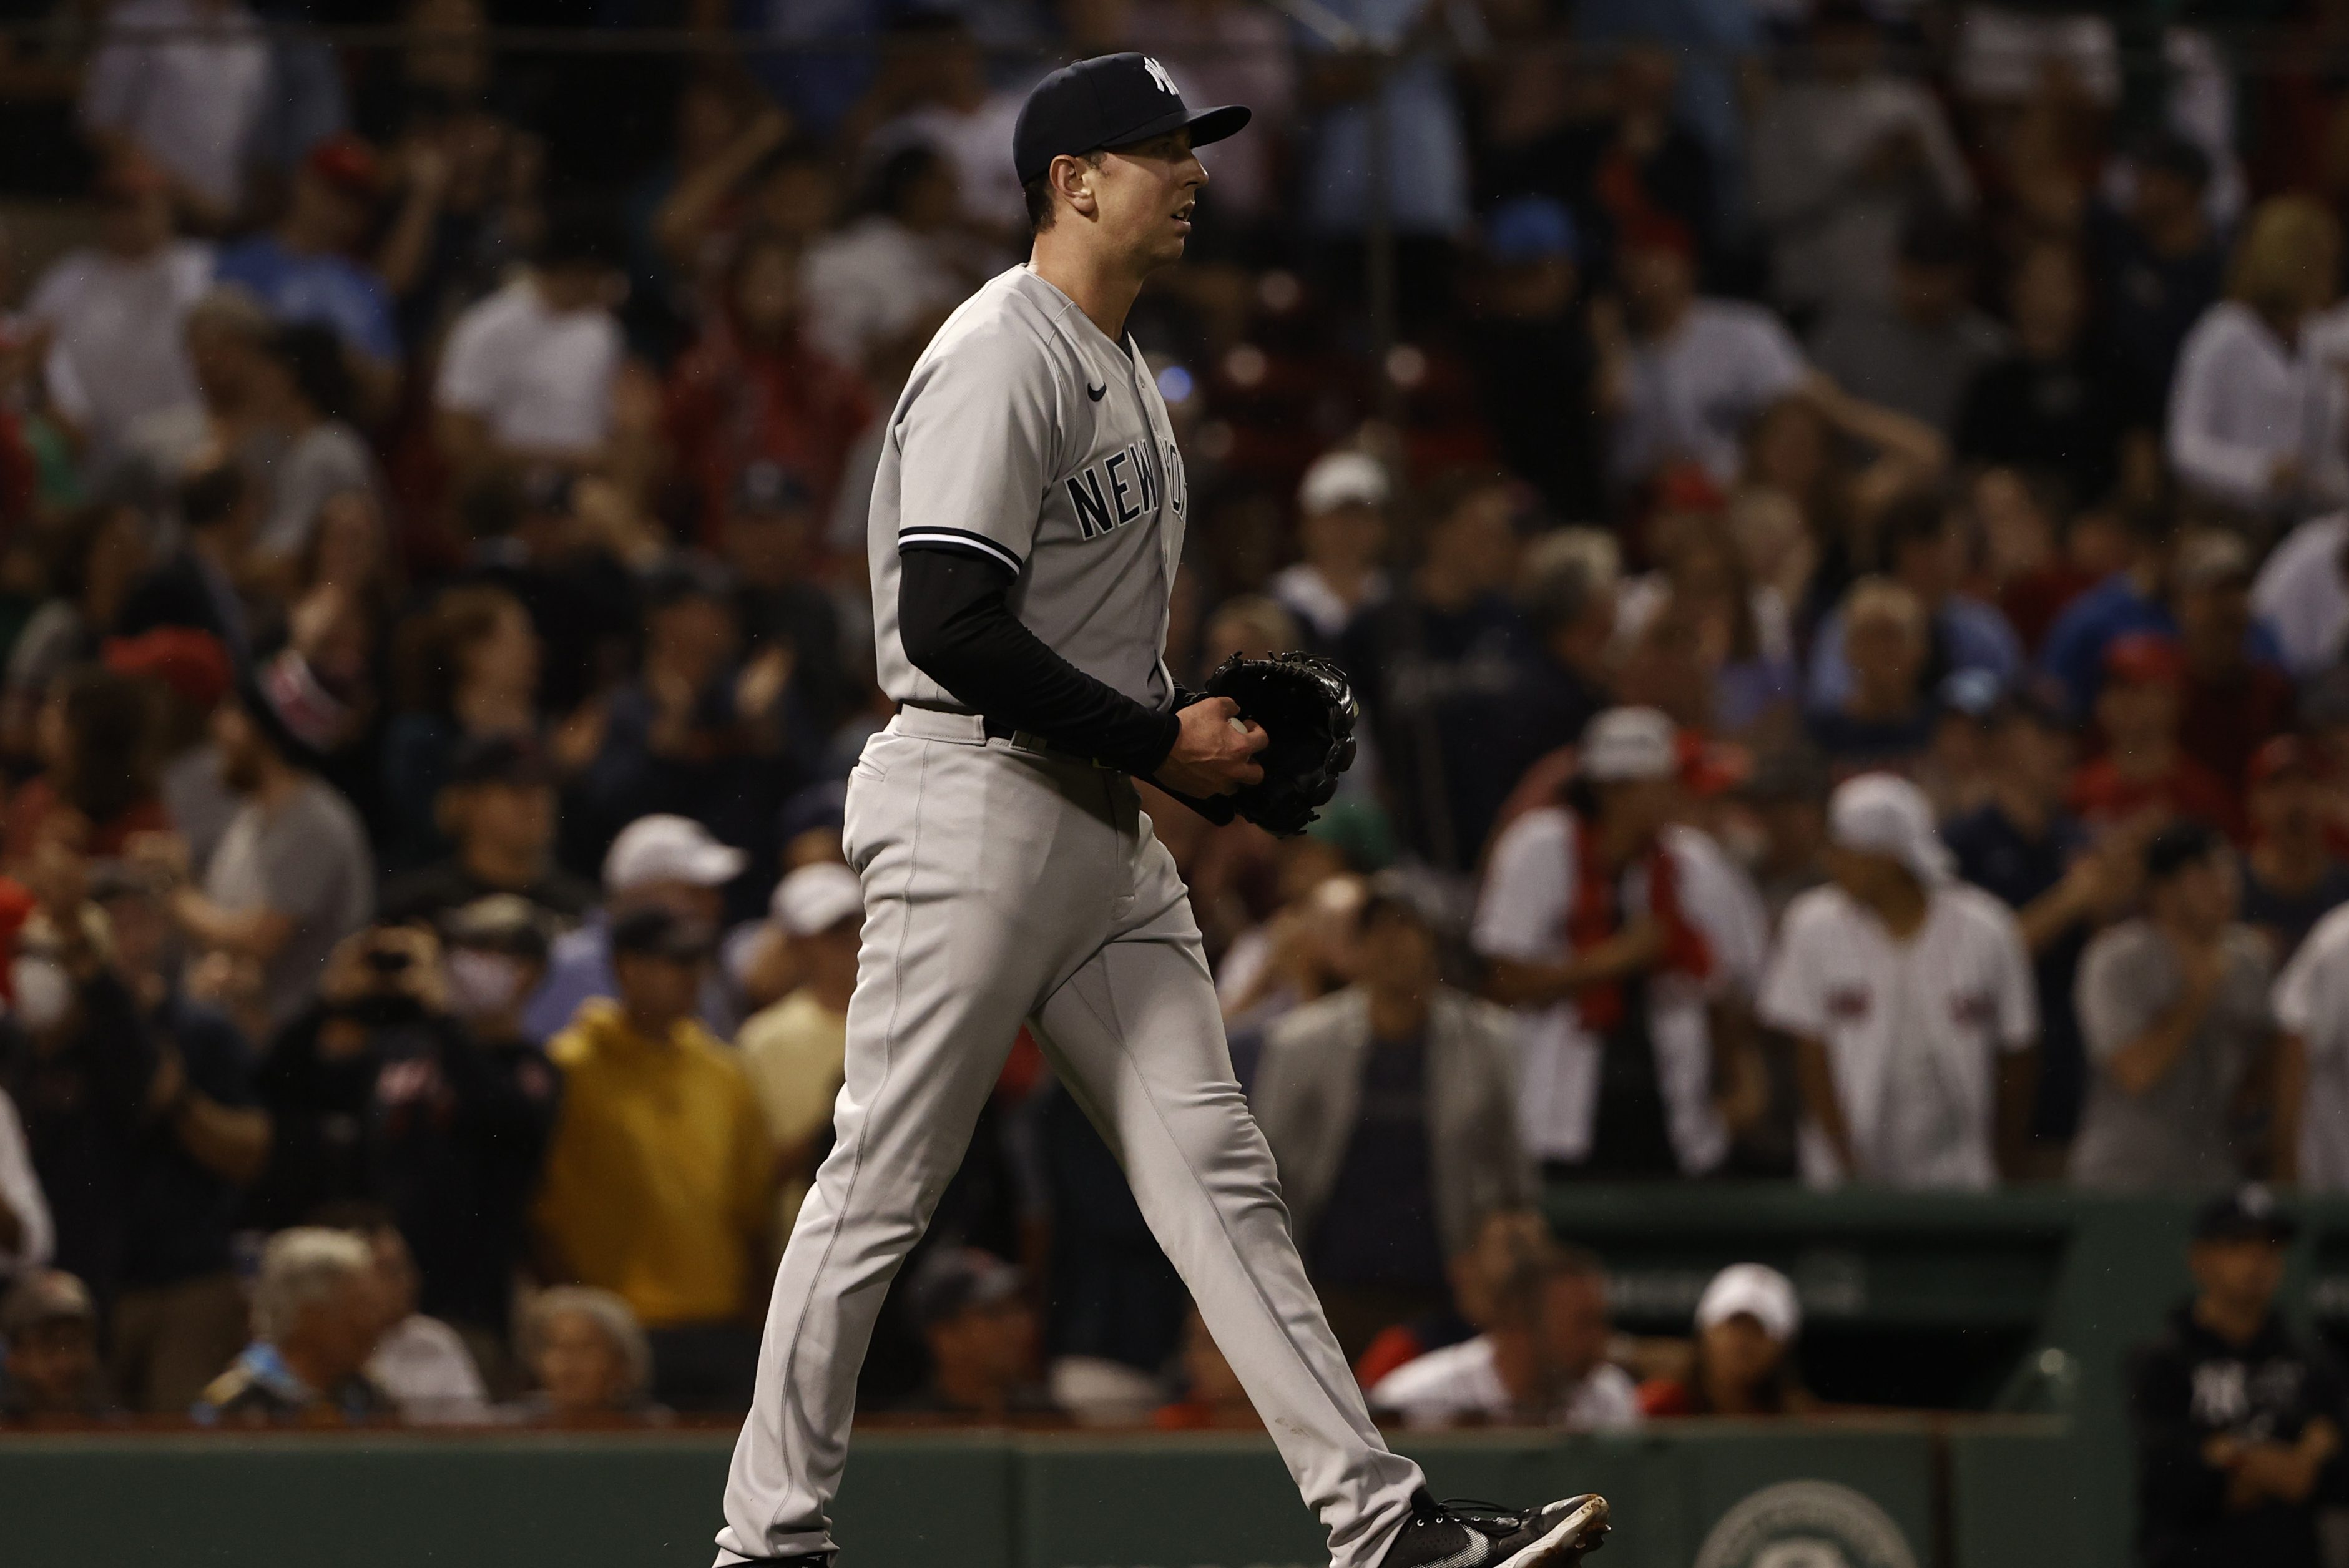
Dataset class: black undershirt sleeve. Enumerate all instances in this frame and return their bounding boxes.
[898,544,1182,777]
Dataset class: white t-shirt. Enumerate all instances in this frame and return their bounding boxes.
[2169,301,2345,512]
[2251,513,2349,680]
[0,1085,53,1276]
[2274,904,2349,1192]
[79,0,270,211]
[434,279,622,454]
[27,242,212,455]
[1473,811,1765,1172]
[366,1313,490,1423]
[1758,883,2036,1190]
[1367,1335,1641,1432]
[1612,300,1809,489]
[800,216,969,373]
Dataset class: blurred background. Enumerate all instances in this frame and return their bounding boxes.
[3,1,2349,1564]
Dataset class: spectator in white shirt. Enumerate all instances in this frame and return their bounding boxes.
[26,159,212,467]
[2250,511,2349,680]
[1476,707,1768,1178]
[1748,0,1974,319]
[1271,450,1391,650]
[79,0,272,227]
[1366,1242,1639,1431]
[799,145,974,377]
[858,17,1026,240]
[434,205,629,482]
[2167,197,2345,518]
[1609,218,1810,491]
[2273,899,2349,1192]
[0,1084,52,1280]
[1760,773,2038,1188]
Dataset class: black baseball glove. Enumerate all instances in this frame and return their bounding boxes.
[1194,650,1359,837]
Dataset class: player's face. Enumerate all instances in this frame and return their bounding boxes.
[1094,129,1207,268]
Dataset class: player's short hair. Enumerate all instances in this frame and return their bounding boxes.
[1025,150,1106,235]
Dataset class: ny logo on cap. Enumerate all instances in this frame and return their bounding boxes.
[1142,56,1178,96]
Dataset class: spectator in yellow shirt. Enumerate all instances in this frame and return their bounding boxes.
[534,905,772,1411]
[737,862,862,1242]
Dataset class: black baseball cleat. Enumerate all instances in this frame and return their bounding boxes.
[1375,1490,1609,1568]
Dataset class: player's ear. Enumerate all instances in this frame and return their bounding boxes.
[1049,152,1099,221]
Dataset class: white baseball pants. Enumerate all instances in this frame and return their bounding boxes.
[715,709,1424,1566]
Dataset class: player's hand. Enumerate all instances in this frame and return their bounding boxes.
[1159,697,1266,798]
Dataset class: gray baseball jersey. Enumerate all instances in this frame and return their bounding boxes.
[868,264,1188,711]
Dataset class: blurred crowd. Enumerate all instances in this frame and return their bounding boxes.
[6,0,2349,1443]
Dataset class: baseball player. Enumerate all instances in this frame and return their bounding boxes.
[714,53,1607,1568]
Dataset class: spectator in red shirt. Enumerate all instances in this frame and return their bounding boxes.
[2069,634,2243,840]
[2173,531,2295,796]
[665,226,873,549]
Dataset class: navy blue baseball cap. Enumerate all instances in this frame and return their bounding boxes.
[1013,52,1250,186]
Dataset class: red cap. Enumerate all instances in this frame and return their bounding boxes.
[103,627,232,711]
[2101,632,2185,689]
[304,135,381,200]
[2248,735,2325,790]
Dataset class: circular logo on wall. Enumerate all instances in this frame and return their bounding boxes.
[1692,1481,1919,1568]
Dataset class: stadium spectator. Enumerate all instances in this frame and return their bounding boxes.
[1638,1263,1813,1418]
[895,1247,1054,1419]
[213,136,400,413]
[800,145,973,376]
[1475,707,1758,1179]
[3,665,170,868]
[715,461,858,743]
[1805,493,2023,721]
[2170,532,2295,803]
[523,813,747,1042]
[2167,197,2345,518]
[665,227,875,542]
[379,735,590,928]
[1749,1,1972,319]
[1956,242,2126,511]
[2275,893,2349,1190]
[0,1270,109,1421]
[1152,1303,1259,1431]
[1943,690,2127,1158]
[1609,218,1808,491]
[2129,1188,2347,1568]
[1809,205,2006,439]
[378,583,545,869]
[3,509,152,742]
[347,1218,489,1423]
[240,324,376,583]
[737,863,859,1241]
[195,1226,392,1425]
[1365,1242,1638,1431]
[1272,450,1391,651]
[1515,528,1618,753]
[134,665,373,1028]
[1252,881,1534,1357]
[117,463,257,665]
[2069,634,2242,841]
[1760,773,2037,1188]
[433,203,630,482]
[1461,200,1606,521]
[2088,134,2224,429]
[2240,740,2349,963]
[24,158,211,464]
[86,859,266,1414]
[1805,577,1935,773]
[2072,825,2278,1191]
[1616,511,1798,737]
[514,1285,658,1425]
[0,1082,49,1281]
[79,0,273,226]
[1338,470,1538,874]
[534,905,771,1411]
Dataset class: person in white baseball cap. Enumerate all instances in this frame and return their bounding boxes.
[738,862,866,1238]
[1476,706,1765,1180]
[1640,1263,1812,1417]
[1271,448,1392,645]
[1760,772,2039,1188]
[522,813,750,1041]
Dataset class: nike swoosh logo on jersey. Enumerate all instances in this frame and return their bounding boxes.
[1087,383,1107,401]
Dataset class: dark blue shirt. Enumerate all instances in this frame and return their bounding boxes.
[1305,1034,1446,1292]
[1945,802,2090,1140]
